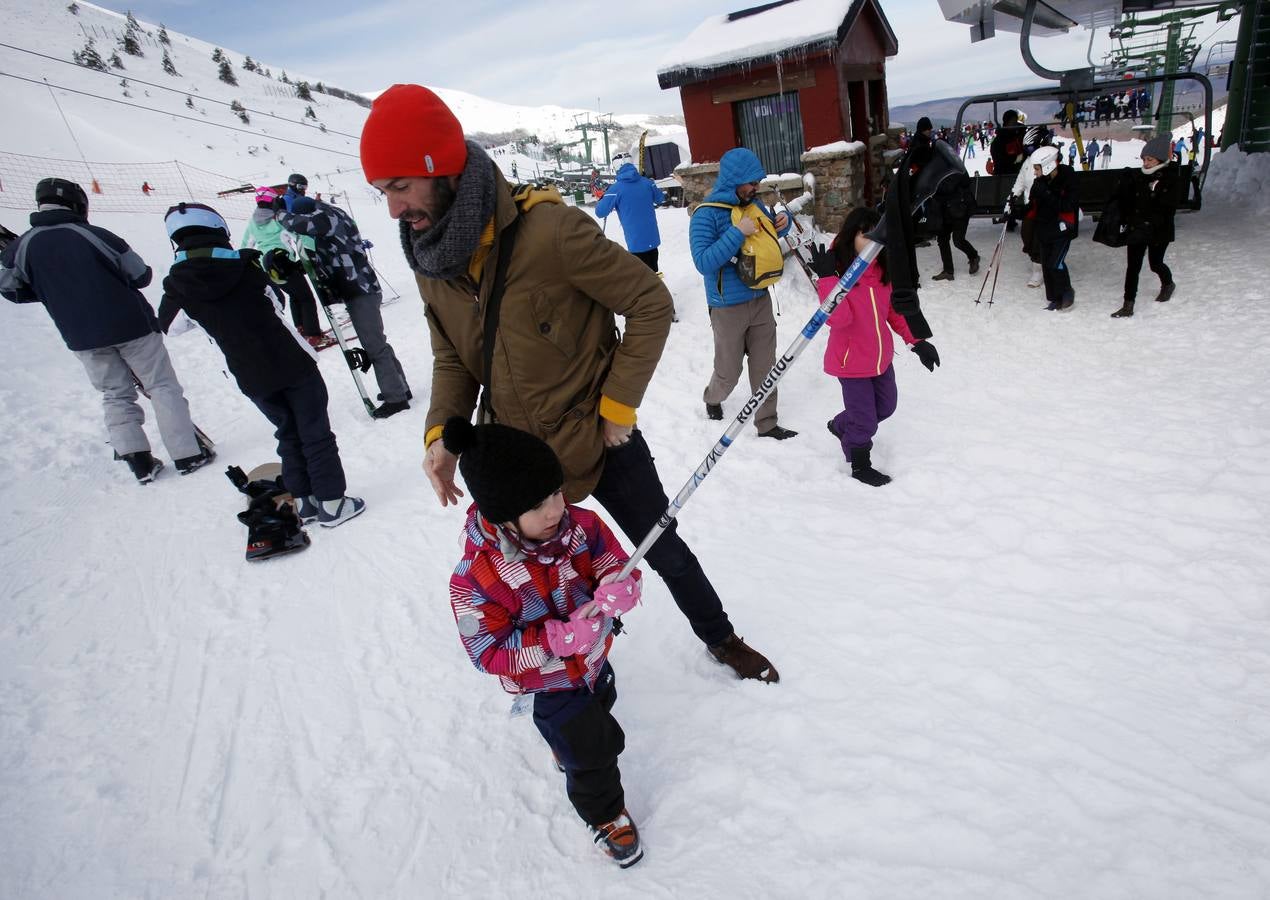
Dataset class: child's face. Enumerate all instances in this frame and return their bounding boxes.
[512,489,566,541]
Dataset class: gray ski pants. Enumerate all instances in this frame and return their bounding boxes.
[74,331,201,460]
[702,292,780,433]
[345,292,409,403]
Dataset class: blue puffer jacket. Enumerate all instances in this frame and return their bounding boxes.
[0,209,157,351]
[689,148,790,308]
[595,163,665,253]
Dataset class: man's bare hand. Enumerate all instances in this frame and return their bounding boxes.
[423,439,464,507]
[602,418,633,448]
[736,216,758,236]
[774,211,789,231]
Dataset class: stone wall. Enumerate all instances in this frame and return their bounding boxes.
[800,142,869,235]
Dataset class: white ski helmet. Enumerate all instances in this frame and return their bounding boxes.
[1031,145,1060,176]
[164,202,230,241]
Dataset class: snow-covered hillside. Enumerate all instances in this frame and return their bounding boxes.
[4,1,1270,898]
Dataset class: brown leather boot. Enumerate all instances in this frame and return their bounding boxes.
[708,634,780,683]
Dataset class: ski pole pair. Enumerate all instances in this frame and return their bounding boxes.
[974,220,1009,306]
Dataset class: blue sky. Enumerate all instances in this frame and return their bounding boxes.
[123,0,1150,114]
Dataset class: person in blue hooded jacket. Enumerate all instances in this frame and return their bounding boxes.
[689,147,797,440]
[596,162,665,271]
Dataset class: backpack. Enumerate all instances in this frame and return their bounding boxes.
[693,201,784,289]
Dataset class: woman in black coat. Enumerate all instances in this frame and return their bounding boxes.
[1111,136,1178,318]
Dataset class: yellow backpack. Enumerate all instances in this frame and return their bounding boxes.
[694,201,785,290]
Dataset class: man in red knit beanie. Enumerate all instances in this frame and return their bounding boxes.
[360,84,781,689]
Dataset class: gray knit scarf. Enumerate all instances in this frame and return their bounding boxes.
[399,140,498,281]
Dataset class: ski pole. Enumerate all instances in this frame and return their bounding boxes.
[614,239,883,579]
[974,221,1008,305]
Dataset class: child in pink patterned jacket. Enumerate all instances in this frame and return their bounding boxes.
[809,208,941,486]
[442,417,645,869]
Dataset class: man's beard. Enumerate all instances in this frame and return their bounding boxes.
[403,179,458,230]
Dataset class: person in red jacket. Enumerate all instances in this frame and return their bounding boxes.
[809,208,940,486]
[444,417,645,869]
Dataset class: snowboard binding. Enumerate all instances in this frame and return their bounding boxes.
[226,465,310,562]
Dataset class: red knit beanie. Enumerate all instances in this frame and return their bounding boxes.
[360,84,467,182]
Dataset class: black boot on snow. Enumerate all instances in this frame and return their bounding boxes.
[1155,282,1175,303]
[932,270,954,282]
[175,446,217,475]
[1111,300,1135,318]
[968,256,981,275]
[371,399,410,419]
[123,450,163,484]
[850,446,891,487]
[705,402,723,421]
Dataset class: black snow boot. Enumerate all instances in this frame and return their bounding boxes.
[932,270,954,281]
[370,399,410,419]
[850,446,891,487]
[1110,299,1135,318]
[705,402,723,421]
[1155,282,1175,303]
[123,450,163,484]
[175,446,217,475]
[968,256,981,275]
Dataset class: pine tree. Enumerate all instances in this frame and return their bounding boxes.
[211,47,224,63]
[242,56,256,72]
[263,68,271,78]
[230,100,249,124]
[314,82,325,94]
[295,81,313,101]
[280,71,290,84]
[67,2,79,13]
[162,49,178,76]
[158,24,170,45]
[73,38,107,71]
[218,59,237,86]
[185,96,194,108]
[125,10,141,32]
[304,105,316,120]
[110,51,124,69]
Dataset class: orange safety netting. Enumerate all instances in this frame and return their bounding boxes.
[0,151,257,219]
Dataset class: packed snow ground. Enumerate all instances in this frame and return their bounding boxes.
[3,2,1270,898]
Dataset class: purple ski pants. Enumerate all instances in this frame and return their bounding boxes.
[829,364,898,453]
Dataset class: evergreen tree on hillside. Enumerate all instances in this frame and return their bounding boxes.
[73,38,107,71]
[242,56,257,72]
[314,82,325,94]
[295,81,313,101]
[158,24,170,45]
[110,51,124,69]
[67,2,79,14]
[304,105,316,120]
[162,49,178,76]
[211,47,224,63]
[263,68,271,78]
[185,96,195,108]
[117,26,142,58]
[125,10,141,32]
[279,71,290,84]
[229,100,249,124]
[218,59,237,86]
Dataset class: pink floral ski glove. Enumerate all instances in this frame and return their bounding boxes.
[544,617,604,657]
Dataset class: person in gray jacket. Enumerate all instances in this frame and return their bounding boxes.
[0,178,213,483]
[275,196,412,418]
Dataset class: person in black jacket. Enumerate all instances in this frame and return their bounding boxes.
[1027,146,1079,311]
[158,203,365,528]
[989,110,1028,178]
[0,178,212,483]
[1110,136,1178,318]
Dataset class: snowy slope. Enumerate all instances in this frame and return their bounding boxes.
[4,3,1270,899]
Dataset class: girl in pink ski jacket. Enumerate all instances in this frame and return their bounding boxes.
[811,208,940,485]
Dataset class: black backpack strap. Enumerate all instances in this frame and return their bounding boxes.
[479,217,520,421]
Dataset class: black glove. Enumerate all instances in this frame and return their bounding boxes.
[262,249,297,284]
[271,195,288,213]
[807,242,838,278]
[911,340,940,372]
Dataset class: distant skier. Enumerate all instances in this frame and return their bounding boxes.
[988,109,1027,178]
[1173,136,1187,166]
[1085,138,1100,171]
[808,208,939,487]
[1028,146,1079,311]
[442,418,645,868]
[282,173,308,212]
[158,202,365,526]
[0,177,213,483]
[1101,141,1113,169]
[274,195,412,418]
[596,162,665,271]
[1067,141,1078,167]
[241,186,323,345]
[1108,136,1178,318]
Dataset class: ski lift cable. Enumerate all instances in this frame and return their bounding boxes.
[0,41,362,140]
[0,70,359,159]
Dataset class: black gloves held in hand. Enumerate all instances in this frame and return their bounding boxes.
[807,242,839,278]
[262,248,297,284]
[911,340,940,372]
[271,195,288,213]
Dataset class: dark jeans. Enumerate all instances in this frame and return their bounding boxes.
[1040,238,1074,305]
[937,219,978,272]
[591,429,733,646]
[279,272,322,337]
[250,371,346,501]
[532,663,624,827]
[1124,243,1172,302]
[831,365,898,452]
[632,248,659,272]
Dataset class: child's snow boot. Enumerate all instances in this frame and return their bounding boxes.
[123,450,163,484]
[850,446,891,487]
[588,809,644,869]
[317,495,366,528]
[1111,299,1135,318]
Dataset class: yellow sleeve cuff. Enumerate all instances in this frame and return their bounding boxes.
[599,395,637,427]
[424,424,446,449]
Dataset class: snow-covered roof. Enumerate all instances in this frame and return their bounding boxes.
[657,0,897,89]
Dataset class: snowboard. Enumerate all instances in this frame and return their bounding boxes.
[227,463,310,562]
